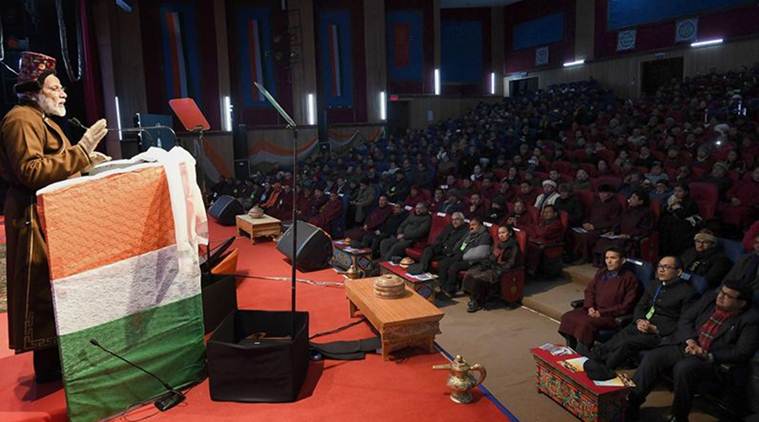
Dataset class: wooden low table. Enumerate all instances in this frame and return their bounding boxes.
[530,346,631,422]
[345,277,444,360]
[379,261,437,302]
[235,214,282,243]
[332,240,375,276]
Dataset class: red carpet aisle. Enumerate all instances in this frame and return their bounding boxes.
[0,220,512,422]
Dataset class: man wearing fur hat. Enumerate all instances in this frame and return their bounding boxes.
[0,52,109,382]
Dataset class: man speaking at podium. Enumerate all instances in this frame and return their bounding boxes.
[0,52,109,382]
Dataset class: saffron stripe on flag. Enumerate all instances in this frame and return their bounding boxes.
[37,166,176,280]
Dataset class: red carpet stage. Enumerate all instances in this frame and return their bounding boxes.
[0,221,513,421]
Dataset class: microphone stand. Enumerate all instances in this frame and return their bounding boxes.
[252,82,299,338]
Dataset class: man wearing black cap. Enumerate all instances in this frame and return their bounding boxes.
[627,280,759,422]
[0,51,109,383]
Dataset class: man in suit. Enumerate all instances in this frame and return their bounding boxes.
[627,279,759,422]
[585,256,699,378]
[407,212,467,275]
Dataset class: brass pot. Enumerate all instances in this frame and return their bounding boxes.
[433,355,487,404]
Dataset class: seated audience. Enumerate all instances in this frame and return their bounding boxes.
[559,247,640,349]
[438,217,492,296]
[572,185,623,263]
[525,205,564,275]
[437,192,463,214]
[464,193,489,221]
[724,232,759,292]
[592,190,654,264]
[627,280,759,422]
[350,179,376,224]
[344,195,392,243]
[721,166,759,230]
[658,183,702,257]
[379,202,432,261]
[534,180,560,210]
[407,212,468,275]
[516,181,538,206]
[267,183,294,221]
[585,256,698,378]
[463,225,520,313]
[308,191,343,233]
[403,185,427,207]
[504,199,535,230]
[680,230,733,288]
[553,184,584,227]
[356,202,407,258]
[573,168,592,191]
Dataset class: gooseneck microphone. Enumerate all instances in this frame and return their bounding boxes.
[68,117,177,137]
[89,338,186,411]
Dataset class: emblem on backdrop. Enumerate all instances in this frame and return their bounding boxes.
[535,46,549,66]
[616,29,636,51]
[675,18,698,43]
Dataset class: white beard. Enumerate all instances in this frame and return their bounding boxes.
[38,95,66,117]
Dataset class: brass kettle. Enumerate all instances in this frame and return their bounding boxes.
[433,355,487,404]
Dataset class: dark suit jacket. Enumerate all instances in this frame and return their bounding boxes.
[666,290,759,364]
[632,277,699,337]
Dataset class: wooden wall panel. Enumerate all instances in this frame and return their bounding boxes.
[512,38,759,99]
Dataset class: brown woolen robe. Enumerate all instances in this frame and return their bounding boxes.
[344,204,392,241]
[309,198,343,233]
[0,102,92,351]
[558,268,640,345]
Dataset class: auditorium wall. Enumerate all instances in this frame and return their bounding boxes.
[405,96,502,130]
[508,36,759,99]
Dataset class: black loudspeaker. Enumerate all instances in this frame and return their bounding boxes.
[209,195,244,226]
[207,310,309,402]
[234,159,250,180]
[276,220,333,272]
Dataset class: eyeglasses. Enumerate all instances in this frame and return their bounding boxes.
[657,264,677,270]
[718,290,740,300]
[694,240,713,245]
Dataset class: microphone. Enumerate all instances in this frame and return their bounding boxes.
[89,338,186,411]
[68,117,89,130]
[68,117,177,136]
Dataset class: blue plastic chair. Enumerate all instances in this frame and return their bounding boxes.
[720,237,745,264]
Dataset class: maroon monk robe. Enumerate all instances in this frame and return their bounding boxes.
[572,197,623,263]
[303,193,328,220]
[516,189,538,207]
[294,191,312,218]
[525,218,564,273]
[464,202,489,221]
[592,206,654,260]
[721,179,759,228]
[502,210,535,231]
[268,191,294,221]
[404,192,427,207]
[309,198,343,233]
[558,268,640,346]
[344,204,392,241]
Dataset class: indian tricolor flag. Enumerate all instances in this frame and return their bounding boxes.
[36,148,207,422]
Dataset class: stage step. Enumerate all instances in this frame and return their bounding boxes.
[522,280,584,322]
[561,264,597,287]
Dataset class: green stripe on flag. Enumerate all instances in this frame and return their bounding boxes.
[58,296,206,422]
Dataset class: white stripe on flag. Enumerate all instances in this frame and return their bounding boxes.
[51,245,200,336]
